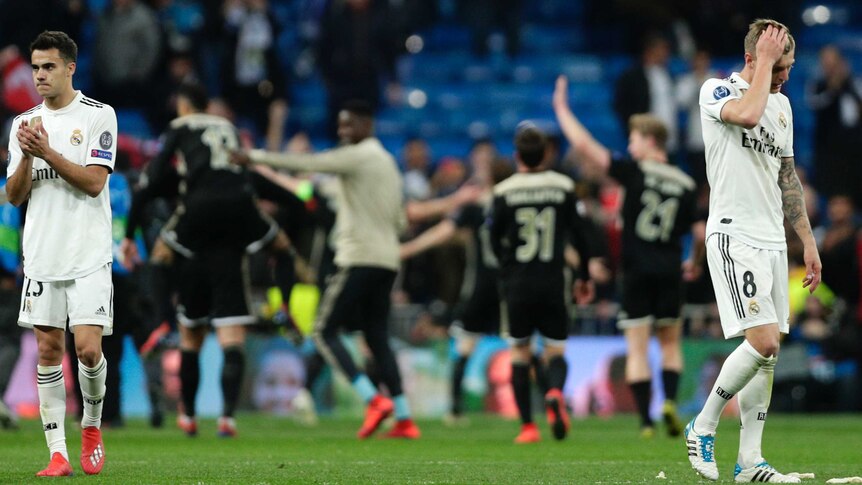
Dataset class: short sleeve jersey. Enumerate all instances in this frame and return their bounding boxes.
[609,156,698,275]
[700,72,794,250]
[488,171,588,294]
[7,91,117,281]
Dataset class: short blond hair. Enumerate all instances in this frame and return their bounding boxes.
[628,114,668,150]
[744,19,795,57]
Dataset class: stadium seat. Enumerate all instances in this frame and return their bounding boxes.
[116,109,152,139]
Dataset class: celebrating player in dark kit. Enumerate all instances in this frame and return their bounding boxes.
[487,123,595,443]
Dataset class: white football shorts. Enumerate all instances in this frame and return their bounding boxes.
[706,233,789,339]
[18,263,114,335]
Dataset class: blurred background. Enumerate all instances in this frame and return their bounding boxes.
[0,0,860,427]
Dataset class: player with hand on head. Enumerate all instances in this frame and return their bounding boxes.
[553,75,705,439]
[7,30,116,477]
[486,123,595,443]
[684,19,818,483]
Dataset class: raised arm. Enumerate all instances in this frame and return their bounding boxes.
[719,26,788,129]
[246,144,360,174]
[552,75,612,175]
[778,156,822,292]
[405,184,482,224]
[399,219,458,260]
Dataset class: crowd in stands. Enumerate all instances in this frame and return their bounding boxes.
[0,0,861,418]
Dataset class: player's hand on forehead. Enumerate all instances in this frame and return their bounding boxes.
[756,24,788,64]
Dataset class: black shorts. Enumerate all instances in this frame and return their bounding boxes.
[501,283,570,343]
[620,271,681,323]
[163,194,278,256]
[315,266,396,333]
[176,246,255,327]
[454,278,500,335]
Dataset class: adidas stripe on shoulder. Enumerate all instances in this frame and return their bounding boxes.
[80,97,105,109]
[14,105,41,120]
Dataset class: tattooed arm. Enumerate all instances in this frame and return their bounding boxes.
[778,156,822,292]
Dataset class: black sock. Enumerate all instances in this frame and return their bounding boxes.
[546,356,568,392]
[273,251,296,310]
[451,355,469,415]
[221,346,245,418]
[662,369,680,402]
[511,362,532,425]
[530,354,548,394]
[629,380,652,427]
[179,350,200,417]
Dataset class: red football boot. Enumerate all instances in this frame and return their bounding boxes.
[36,452,73,477]
[514,423,541,444]
[384,419,421,439]
[544,388,570,440]
[80,426,105,475]
[357,395,393,439]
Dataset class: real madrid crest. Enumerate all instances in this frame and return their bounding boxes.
[749,300,760,315]
[70,129,83,146]
[778,112,787,129]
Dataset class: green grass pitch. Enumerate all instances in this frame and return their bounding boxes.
[1,414,860,484]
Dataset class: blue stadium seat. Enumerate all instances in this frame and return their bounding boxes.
[116,109,152,139]
[520,25,586,54]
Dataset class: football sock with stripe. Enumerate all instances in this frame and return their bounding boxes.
[79,354,107,428]
[695,340,765,435]
[511,362,532,424]
[37,364,68,461]
[221,346,245,418]
[737,354,776,468]
[451,355,468,415]
[629,380,653,428]
[179,350,200,417]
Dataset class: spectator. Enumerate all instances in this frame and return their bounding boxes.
[93,0,163,109]
[222,0,288,151]
[459,0,523,57]
[0,45,42,119]
[613,33,678,154]
[401,137,432,201]
[819,194,860,307]
[806,45,862,204]
[676,48,718,188]
[0,0,86,55]
[316,0,403,139]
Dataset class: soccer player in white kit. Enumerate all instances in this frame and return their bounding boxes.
[684,20,821,483]
[6,31,117,477]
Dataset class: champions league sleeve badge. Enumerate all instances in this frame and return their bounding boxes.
[713,86,731,100]
[99,131,113,149]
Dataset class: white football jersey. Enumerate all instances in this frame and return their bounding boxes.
[7,91,117,281]
[700,73,794,250]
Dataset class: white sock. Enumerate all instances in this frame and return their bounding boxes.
[737,354,776,468]
[78,355,107,429]
[37,364,68,461]
[695,340,766,435]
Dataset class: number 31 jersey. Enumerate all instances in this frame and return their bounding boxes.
[488,170,591,294]
[609,157,699,275]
